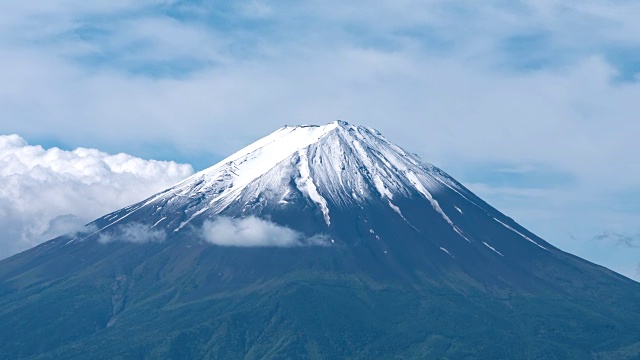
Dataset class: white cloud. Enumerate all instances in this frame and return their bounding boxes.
[98,222,166,244]
[0,135,192,257]
[202,216,331,247]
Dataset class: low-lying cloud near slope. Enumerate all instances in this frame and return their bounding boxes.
[0,134,193,258]
[202,216,331,247]
[91,216,329,248]
[98,223,166,244]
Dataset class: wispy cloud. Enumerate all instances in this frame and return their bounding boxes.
[202,216,331,247]
[40,214,90,240]
[592,231,640,248]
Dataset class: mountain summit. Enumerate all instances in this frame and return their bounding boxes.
[1,121,639,359]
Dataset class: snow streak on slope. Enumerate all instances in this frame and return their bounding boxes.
[493,217,546,250]
[296,150,331,226]
[405,171,470,242]
[483,242,504,256]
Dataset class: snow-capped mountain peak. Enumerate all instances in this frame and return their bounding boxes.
[146,121,461,224]
[174,121,444,200]
[85,121,549,255]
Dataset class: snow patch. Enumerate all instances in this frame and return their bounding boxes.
[406,172,469,242]
[387,201,403,217]
[373,176,393,199]
[151,216,167,228]
[493,217,546,250]
[174,207,209,232]
[279,188,291,204]
[483,241,504,256]
[439,247,454,257]
[453,226,471,243]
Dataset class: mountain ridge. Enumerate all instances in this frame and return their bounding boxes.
[0,121,639,359]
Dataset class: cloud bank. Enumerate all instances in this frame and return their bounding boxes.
[0,135,193,258]
[202,216,331,247]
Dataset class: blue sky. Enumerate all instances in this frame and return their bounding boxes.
[0,0,639,280]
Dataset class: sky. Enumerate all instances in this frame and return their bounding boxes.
[0,0,639,281]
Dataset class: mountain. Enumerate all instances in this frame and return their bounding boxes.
[1,121,639,359]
